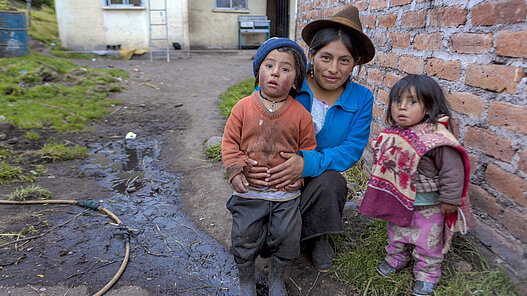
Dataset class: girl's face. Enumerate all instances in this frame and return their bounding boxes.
[310,40,355,91]
[259,49,296,100]
[390,87,427,127]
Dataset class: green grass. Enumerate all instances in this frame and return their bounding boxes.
[205,142,222,161]
[23,5,59,45]
[7,184,51,201]
[343,160,369,199]
[0,53,127,132]
[0,161,32,184]
[40,140,88,162]
[219,78,255,118]
[23,130,41,140]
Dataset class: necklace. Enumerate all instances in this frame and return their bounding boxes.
[259,91,287,112]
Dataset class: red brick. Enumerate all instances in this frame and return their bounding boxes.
[372,103,385,120]
[472,0,526,26]
[379,13,397,28]
[414,32,443,51]
[355,0,369,11]
[503,207,527,243]
[464,127,515,163]
[465,64,525,94]
[390,32,411,48]
[358,67,367,80]
[368,69,384,85]
[473,221,525,266]
[369,121,384,143]
[520,151,527,173]
[361,15,377,29]
[450,118,461,139]
[377,88,389,105]
[496,30,527,58]
[469,153,478,175]
[370,0,387,10]
[390,0,412,7]
[426,58,461,81]
[446,92,485,117]
[372,32,389,47]
[401,10,427,27]
[468,184,502,220]
[488,101,527,136]
[430,6,468,27]
[486,163,527,207]
[451,33,493,54]
[378,53,397,69]
[399,56,424,74]
[385,72,402,88]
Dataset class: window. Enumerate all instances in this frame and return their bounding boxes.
[216,0,247,10]
[105,0,144,7]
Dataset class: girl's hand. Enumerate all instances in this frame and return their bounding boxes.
[244,158,270,187]
[231,174,249,193]
[283,179,302,192]
[266,152,304,189]
[440,203,458,215]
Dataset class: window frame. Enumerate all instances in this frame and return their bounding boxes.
[103,0,145,8]
[215,0,248,11]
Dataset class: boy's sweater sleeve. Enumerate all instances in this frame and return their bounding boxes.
[298,113,317,152]
[221,101,248,182]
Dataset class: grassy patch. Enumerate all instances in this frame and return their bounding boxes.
[23,130,41,140]
[7,184,51,201]
[0,53,127,132]
[219,78,255,118]
[0,160,32,184]
[205,142,222,161]
[342,160,369,199]
[40,140,88,162]
[24,5,59,45]
[50,46,100,60]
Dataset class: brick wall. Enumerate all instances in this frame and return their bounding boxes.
[296,0,527,281]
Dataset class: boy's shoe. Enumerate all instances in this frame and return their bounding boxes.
[376,259,403,277]
[413,281,436,296]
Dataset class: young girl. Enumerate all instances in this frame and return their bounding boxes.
[359,75,474,296]
[222,38,316,296]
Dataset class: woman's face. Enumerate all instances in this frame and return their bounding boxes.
[310,40,355,91]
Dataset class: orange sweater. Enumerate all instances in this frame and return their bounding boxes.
[222,92,317,183]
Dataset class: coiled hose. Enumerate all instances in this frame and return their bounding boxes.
[0,199,130,296]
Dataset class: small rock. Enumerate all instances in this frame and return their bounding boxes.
[205,136,222,149]
[454,260,473,272]
[6,137,18,145]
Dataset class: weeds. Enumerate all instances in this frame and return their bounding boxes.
[7,184,51,201]
[205,142,222,161]
[219,78,255,118]
[342,160,369,199]
[0,160,32,184]
[40,140,88,162]
[23,130,40,140]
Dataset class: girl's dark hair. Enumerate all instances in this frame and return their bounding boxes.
[254,46,307,97]
[308,27,362,74]
[386,74,452,126]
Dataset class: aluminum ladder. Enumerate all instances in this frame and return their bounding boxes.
[147,0,169,62]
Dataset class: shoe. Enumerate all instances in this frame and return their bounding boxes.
[376,259,403,277]
[236,260,256,296]
[311,234,334,272]
[413,281,436,296]
[269,257,289,296]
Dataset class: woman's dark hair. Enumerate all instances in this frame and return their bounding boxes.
[386,74,452,126]
[254,46,307,97]
[308,27,362,73]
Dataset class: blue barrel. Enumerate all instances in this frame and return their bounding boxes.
[0,11,30,57]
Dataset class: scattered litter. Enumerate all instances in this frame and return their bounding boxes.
[133,68,141,72]
[125,132,137,140]
[174,103,183,108]
[119,48,148,61]
[472,290,485,295]
[142,82,159,89]
[91,58,97,62]
[20,70,27,74]
[50,43,56,47]
[0,115,5,121]
[7,104,14,107]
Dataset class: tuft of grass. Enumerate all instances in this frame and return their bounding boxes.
[7,184,51,201]
[342,159,370,199]
[40,140,88,162]
[0,160,33,184]
[24,130,41,140]
[332,219,519,295]
[219,78,255,118]
[205,142,222,161]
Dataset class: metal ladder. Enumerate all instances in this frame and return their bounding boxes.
[147,0,170,63]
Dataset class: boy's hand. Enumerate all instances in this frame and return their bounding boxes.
[231,174,249,193]
[284,179,302,192]
[440,203,458,215]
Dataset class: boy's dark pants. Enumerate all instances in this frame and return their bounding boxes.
[226,195,301,263]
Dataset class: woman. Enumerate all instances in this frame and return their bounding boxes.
[239,5,375,272]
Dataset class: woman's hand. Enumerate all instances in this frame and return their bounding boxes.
[266,152,304,189]
[231,174,249,193]
[244,158,270,187]
[440,203,458,215]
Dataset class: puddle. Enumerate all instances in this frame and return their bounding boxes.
[81,138,239,295]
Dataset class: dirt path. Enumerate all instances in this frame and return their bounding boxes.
[0,52,357,295]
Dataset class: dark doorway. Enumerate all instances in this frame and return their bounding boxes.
[267,0,289,38]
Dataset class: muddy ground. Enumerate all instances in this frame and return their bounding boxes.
[0,49,362,295]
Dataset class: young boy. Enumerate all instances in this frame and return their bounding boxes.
[222,38,316,296]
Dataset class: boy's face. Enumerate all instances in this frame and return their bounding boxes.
[390,86,426,127]
[258,49,296,100]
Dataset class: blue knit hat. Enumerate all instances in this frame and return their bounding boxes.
[252,37,307,77]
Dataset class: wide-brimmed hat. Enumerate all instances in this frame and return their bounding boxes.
[301,5,375,64]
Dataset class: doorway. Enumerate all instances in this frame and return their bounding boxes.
[267,0,289,38]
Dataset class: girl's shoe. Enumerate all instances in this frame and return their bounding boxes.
[413,281,436,296]
[376,259,403,277]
